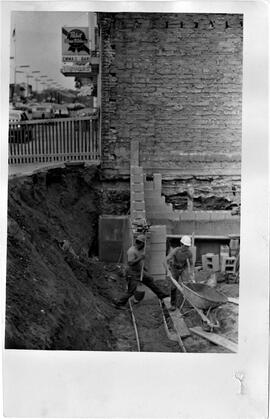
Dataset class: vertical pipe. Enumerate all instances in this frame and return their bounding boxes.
[61,120,64,162]
[66,119,69,161]
[32,122,36,163]
[44,119,48,163]
[88,119,92,160]
[68,119,71,161]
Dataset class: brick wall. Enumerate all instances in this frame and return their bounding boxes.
[98,13,243,183]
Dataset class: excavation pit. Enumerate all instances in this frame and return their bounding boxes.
[5,165,238,352]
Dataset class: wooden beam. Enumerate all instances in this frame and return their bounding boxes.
[167,234,230,241]
[190,326,238,353]
[227,297,239,305]
[163,298,190,338]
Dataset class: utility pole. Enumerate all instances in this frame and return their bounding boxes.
[11,25,16,103]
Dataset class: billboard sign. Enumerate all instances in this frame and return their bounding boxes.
[61,63,92,74]
[62,27,90,61]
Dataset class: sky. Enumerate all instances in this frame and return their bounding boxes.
[10,11,90,90]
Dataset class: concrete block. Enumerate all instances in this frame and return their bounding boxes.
[132,210,146,218]
[149,244,167,253]
[131,192,144,201]
[194,211,211,221]
[209,211,227,221]
[202,253,220,272]
[148,225,167,277]
[148,264,166,275]
[133,183,144,193]
[149,232,167,242]
[132,209,146,218]
[229,238,240,250]
[220,245,230,258]
[145,197,166,206]
[179,211,195,221]
[149,212,179,221]
[144,181,154,191]
[153,173,162,191]
[150,224,166,237]
[131,166,143,175]
[149,218,174,227]
[132,174,144,183]
[166,203,174,211]
[144,191,164,199]
[221,256,236,273]
[133,202,145,211]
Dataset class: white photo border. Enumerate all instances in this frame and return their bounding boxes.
[1,1,269,418]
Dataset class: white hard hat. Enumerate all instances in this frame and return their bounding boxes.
[180,235,191,246]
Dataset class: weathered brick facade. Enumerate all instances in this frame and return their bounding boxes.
[98,13,243,202]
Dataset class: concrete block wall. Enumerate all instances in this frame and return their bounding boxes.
[98,13,243,179]
[144,173,179,221]
[144,173,240,236]
[130,165,146,222]
[147,225,167,280]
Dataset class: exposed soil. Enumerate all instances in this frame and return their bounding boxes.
[5,165,238,352]
[6,166,128,350]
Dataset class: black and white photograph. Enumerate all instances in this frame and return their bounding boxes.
[6,9,243,353]
[1,1,269,418]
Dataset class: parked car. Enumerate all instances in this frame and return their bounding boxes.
[9,110,33,143]
[13,103,33,119]
[54,107,70,118]
[32,105,54,119]
[67,102,85,111]
[76,107,98,117]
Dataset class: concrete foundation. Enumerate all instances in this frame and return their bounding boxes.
[99,215,132,263]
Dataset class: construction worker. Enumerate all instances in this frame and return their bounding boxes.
[166,235,193,311]
[115,235,167,308]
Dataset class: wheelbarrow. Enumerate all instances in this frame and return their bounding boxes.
[167,271,228,332]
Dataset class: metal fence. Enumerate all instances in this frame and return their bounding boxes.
[8,116,100,165]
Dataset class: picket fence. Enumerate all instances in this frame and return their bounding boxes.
[8,116,100,165]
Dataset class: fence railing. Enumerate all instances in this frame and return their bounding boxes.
[8,116,100,165]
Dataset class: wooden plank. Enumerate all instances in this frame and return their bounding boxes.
[190,326,238,353]
[163,298,190,338]
[167,234,230,240]
[159,301,187,352]
[227,297,239,305]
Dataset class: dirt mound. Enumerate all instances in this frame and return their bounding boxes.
[6,166,130,350]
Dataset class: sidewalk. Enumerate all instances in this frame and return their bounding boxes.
[8,160,100,178]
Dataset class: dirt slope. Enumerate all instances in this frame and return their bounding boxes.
[6,166,130,350]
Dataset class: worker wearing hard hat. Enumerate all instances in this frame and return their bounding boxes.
[115,234,167,308]
[166,235,193,311]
